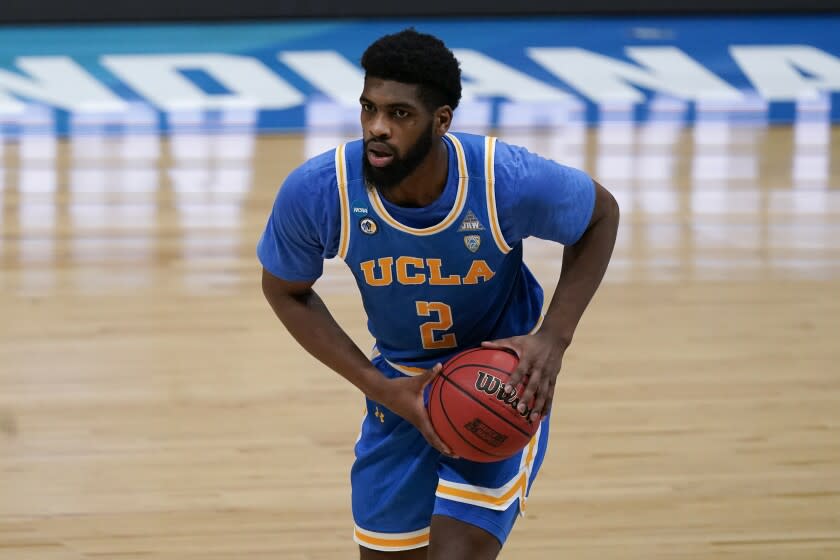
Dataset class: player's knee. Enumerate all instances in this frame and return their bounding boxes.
[428,516,501,560]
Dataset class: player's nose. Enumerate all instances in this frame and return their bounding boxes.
[367,112,391,139]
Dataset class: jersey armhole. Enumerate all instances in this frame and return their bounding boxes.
[484,136,513,254]
[335,143,351,260]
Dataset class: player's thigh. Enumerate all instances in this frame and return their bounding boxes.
[359,545,428,559]
[428,515,501,560]
[353,363,441,554]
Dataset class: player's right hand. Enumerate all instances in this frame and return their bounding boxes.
[375,364,459,459]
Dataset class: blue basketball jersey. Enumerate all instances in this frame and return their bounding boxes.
[335,133,543,370]
[257,130,595,552]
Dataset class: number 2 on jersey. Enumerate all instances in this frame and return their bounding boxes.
[415,301,457,350]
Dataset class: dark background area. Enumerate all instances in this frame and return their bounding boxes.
[1,0,838,24]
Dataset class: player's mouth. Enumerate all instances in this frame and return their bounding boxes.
[366,142,395,167]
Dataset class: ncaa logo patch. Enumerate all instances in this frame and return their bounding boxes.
[351,199,368,215]
[359,217,378,235]
[464,235,481,253]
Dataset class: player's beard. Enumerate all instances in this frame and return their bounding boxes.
[363,122,435,193]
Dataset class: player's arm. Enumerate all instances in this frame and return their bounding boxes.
[261,271,455,457]
[483,145,619,421]
[539,180,619,350]
[487,179,619,421]
[261,270,389,396]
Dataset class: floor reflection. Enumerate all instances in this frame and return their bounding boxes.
[0,102,838,295]
[1,105,257,294]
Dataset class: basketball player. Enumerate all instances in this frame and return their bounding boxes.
[258,29,619,559]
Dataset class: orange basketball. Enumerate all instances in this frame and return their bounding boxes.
[428,347,538,462]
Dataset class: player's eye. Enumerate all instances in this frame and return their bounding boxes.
[361,102,374,112]
[393,109,409,119]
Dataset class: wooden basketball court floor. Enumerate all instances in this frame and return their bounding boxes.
[1,120,839,559]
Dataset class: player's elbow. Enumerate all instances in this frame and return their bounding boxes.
[261,267,290,306]
[261,268,275,301]
[593,181,620,227]
[604,188,620,224]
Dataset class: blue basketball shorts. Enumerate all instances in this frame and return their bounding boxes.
[351,355,551,552]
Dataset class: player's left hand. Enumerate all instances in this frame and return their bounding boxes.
[481,331,568,423]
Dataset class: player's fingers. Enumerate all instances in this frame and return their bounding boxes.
[529,374,552,422]
[420,363,443,388]
[543,383,556,418]
[481,339,525,394]
[419,416,457,458]
[517,367,542,415]
[481,338,522,356]
[505,359,530,395]
[417,365,457,457]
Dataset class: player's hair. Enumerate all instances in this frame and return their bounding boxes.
[361,28,462,111]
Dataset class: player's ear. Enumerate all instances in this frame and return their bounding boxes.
[434,106,453,135]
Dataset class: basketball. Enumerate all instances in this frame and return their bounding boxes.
[428,347,539,462]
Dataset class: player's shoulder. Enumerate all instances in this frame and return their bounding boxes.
[445,131,495,177]
[446,131,491,153]
[494,136,585,175]
[493,137,540,165]
[491,136,592,197]
[289,145,339,186]
[447,131,487,145]
[444,131,535,161]
[445,131,554,184]
[488,137,544,186]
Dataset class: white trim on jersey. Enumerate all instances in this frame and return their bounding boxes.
[335,143,351,259]
[353,524,430,551]
[484,136,513,254]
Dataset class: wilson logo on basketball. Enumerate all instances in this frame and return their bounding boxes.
[474,371,532,421]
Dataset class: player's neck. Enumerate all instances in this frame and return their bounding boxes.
[379,140,449,208]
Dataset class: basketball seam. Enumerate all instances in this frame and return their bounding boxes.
[434,376,510,460]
